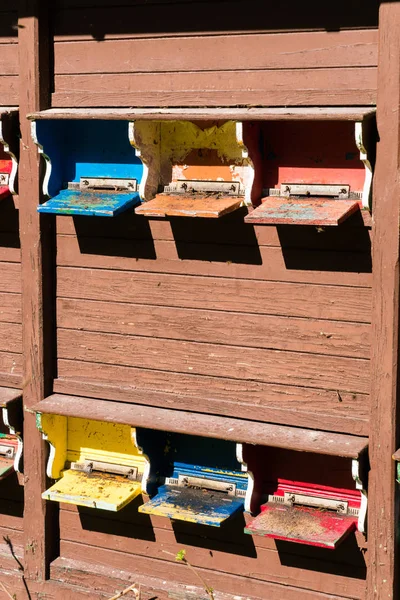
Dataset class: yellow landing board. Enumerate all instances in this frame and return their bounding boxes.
[42,469,141,511]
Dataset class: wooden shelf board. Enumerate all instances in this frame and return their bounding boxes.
[32,394,368,458]
[392,449,400,461]
[0,387,21,409]
[245,197,361,226]
[28,107,376,122]
[135,194,242,218]
[0,108,18,116]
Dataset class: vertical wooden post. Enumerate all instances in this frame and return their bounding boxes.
[367,2,400,598]
[18,0,56,581]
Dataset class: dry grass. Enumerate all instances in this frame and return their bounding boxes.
[107,583,141,599]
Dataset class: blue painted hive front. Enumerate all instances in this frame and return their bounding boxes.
[35,120,143,216]
[138,432,248,527]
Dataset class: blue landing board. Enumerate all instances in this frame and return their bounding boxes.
[139,484,244,526]
[37,189,140,217]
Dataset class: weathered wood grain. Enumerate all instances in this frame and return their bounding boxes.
[0,293,21,323]
[57,328,369,393]
[0,247,20,262]
[58,510,366,599]
[0,77,18,107]
[57,267,372,323]
[0,264,21,294]
[57,298,371,358]
[54,363,369,435]
[54,30,378,74]
[0,323,21,354]
[0,44,18,76]
[58,540,365,600]
[18,0,55,582]
[0,351,22,378]
[367,4,400,599]
[33,106,377,123]
[56,236,372,287]
[52,68,377,108]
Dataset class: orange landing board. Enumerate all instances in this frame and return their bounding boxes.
[245,197,360,226]
[135,194,242,218]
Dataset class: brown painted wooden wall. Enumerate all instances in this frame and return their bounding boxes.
[3,1,400,599]
[54,213,371,436]
[52,0,379,107]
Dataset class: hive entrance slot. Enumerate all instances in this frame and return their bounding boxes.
[173,474,237,496]
[70,460,139,481]
[0,443,15,459]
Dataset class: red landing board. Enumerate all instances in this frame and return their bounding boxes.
[245,503,357,549]
[245,197,360,226]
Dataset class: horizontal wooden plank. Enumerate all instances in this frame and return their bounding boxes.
[0,526,22,547]
[0,386,21,408]
[0,511,22,531]
[58,540,364,599]
[52,68,377,107]
[32,106,377,122]
[0,77,18,107]
[59,510,366,598]
[51,556,349,600]
[0,44,18,76]
[0,246,20,263]
[0,322,21,354]
[50,557,260,600]
[54,30,378,75]
[57,236,372,287]
[57,298,371,358]
[56,211,373,251]
[54,362,369,435]
[0,263,21,294]
[57,267,372,323]
[57,328,369,393]
[34,393,368,457]
[0,351,22,380]
[0,293,21,323]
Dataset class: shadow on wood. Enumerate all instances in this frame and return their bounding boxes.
[171,213,262,265]
[0,197,19,249]
[172,512,257,559]
[277,224,372,274]
[74,213,156,260]
[0,472,23,518]
[275,534,366,580]
[77,496,157,542]
[52,0,379,39]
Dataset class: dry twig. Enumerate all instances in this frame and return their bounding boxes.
[108,582,141,599]
[0,580,15,600]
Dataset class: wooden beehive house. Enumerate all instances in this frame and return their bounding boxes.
[1,1,400,600]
